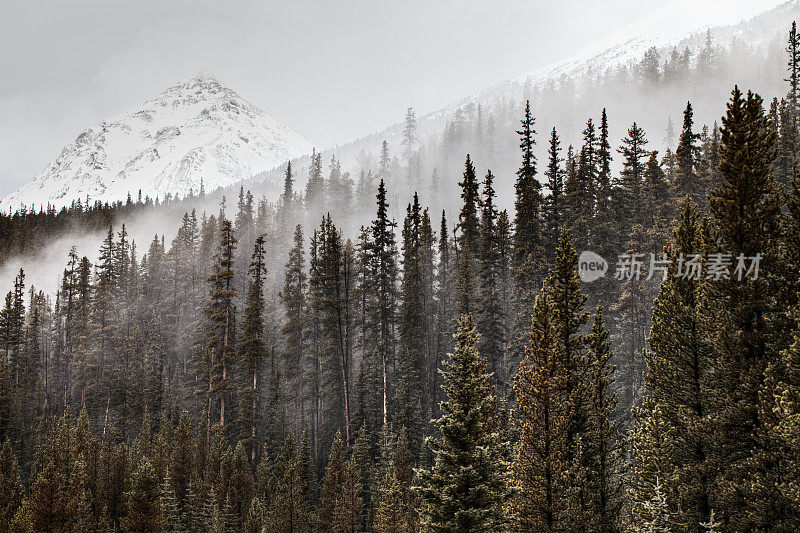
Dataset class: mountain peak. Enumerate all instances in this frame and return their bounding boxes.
[178,71,225,93]
[190,71,220,85]
[2,75,313,210]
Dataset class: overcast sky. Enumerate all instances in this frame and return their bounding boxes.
[0,0,673,196]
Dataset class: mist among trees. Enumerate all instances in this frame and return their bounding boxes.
[0,18,799,533]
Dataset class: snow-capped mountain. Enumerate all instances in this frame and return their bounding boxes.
[2,72,313,210]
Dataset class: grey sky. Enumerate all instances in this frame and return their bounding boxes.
[0,0,672,197]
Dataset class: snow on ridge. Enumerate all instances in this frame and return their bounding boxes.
[2,72,314,211]
[311,0,797,175]
[508,0,793,88]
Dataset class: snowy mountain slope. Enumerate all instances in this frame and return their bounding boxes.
[434,0,797,121]
[513,0,791,86]
[261,0,797,194]
[1,72,314,210]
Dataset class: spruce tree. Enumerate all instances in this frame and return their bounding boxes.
[642,198,713,529]
[0,440,24,530]
[268,434,312,533]
[369,180,398,431]
[513,101,544,346]
[513,231,591,531]
[707,87,781,528]
[673,101,702,205]
[456,155,480,316]
[203,215,238,432]
[615,122,650,229]
[543,127,564,256]
[374,430,418,533]
[239,236,268,462]
[416,314,513,532]
[396,194,427,456]
[282,225,308,434]
[121,459,164,532]
[586,305,621,532]
[477,170,506,394]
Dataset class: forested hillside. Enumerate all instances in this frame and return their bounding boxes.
[0,19,799,533]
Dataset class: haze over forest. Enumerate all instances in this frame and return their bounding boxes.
[1,1,800,532]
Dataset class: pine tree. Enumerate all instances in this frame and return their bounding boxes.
[374,430,418,533]
[351,424,375,530]
[416,315,513,532]
[311,215,353,445]
[706,87,781,528]
[170,412,197,506]
[244,497,266,533]
[597,108,613,216]
[638,478,673,533]
[227,442,255,527]
[396,194,427,456]
[369,180,398,431]
[282,225,308,433]
[419,208,437,424]
[563,145,589,252]
[121,459,164,532]
[160,470,183,532]
[512,290,571,531]
[239,236,268,462]
[0,440,24,530]
[432,210,455,422]
[787,22,799,152]
[629,398,679,530]
[513,231,591,531]
[513,101,544,343]
[615,122,650,229]
[495,210,514,353]
[306,149,325,211]
[643,198,713,528]
[319,432,346,531]
[477,170,507,395]
[269,430,312,533]
[319,432,362,533]
[202,215,238,433]
[586,305,621,532]
[543,127,564,255]
[642,152,671,249]
[673,101,702,205]
[770,305,800,529]
[279,161,296,234]
[456,155,480,316]
[402,108,418,158]
[338,456,362,533]
[29,416,73,531]
[299,428,319,509]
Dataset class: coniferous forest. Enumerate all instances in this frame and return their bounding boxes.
[2,21,800,533]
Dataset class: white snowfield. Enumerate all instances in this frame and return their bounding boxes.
[1,72,313,211]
